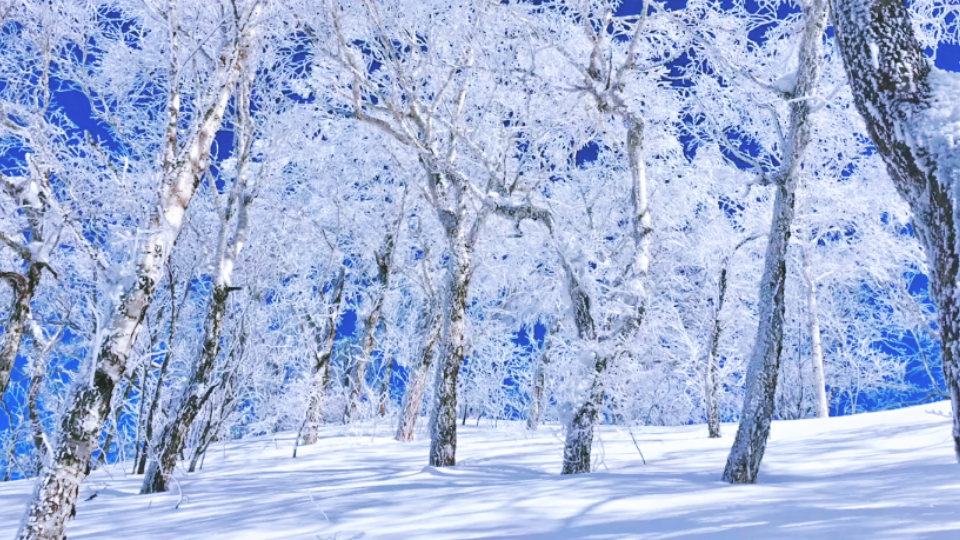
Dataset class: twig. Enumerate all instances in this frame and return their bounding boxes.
[627,427,646,465]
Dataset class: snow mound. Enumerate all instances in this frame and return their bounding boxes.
[2,401,959,539]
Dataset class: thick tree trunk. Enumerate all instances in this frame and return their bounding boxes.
[559,266,601,474]
[396,312,442,442]
[561,359,606,474]
[830,0,960,463]
[800,245,829,419]
[723,0,828,484]
[428,238,472,467]
[15,21,251,537]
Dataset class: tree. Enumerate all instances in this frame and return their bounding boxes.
[721,0,830,484]
[830,0,960,463]
[15,0,266,536]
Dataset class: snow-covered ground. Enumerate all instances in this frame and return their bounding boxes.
[3,401,960,539]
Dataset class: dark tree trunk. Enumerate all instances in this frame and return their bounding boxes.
[141,285,233,494]
[0,265,42,400]
[561,359,605,474]
[830,0,960,463]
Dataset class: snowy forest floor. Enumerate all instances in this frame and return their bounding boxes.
[2,401,960,539]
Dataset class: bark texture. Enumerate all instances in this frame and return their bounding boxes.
[0,269,38,399]
[346,199,404,422]
[723,0,828,484]
[396,311,442,442]
[15,9,255,535]
[830,0,960,463]
[298,269,346,448]
[428,234,473,467]
[141,285,233,494]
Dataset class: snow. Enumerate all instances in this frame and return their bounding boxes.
[3,402,960,539]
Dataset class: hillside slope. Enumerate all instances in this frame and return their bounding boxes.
[2,401,959,539]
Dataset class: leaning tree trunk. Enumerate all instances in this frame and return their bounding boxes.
[298,269,346,448]
[722,0,828,485]
[15,22,252,539]
[800,244,829,419]
[140,285,233,494]
[396,312,442,442]
[830,0,960,463]
[142,65,261,494]
[0,265,41,399]
[428,235,473,467]
[346,199,404,422]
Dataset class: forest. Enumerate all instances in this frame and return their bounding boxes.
[2,0,960,538]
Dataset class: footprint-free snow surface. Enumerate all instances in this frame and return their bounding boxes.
[2,401,960,539]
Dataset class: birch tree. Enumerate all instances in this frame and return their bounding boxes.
[719,0,830,484]
[16,0,266,536]
[830,0,960,463]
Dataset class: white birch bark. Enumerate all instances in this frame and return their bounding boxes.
[830,0,960,464]
[722,0,829,484]
[15,5,258,536]
[800,243,830,419]
[142,71,260,493]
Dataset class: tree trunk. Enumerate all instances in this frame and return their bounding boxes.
[27,328,58,470]
[142,65,259,493]
[15,20,252,537]
[800,245,829,419]
[98,380,134,467]
[527,359,547,431]
[0,265,41,400]
[705,266,728,439]
[396,312,442,442]
[345,291,385,423]
[428,230,473,467]
[346,202,403,422]
[830,0,960,463]
[298,269,345,447]
[561,359,605,474]
[378,354,394,417]
[723,0,828,485]
[141,285,232,494]
[526,324,556,431]
[559,266,601,474]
